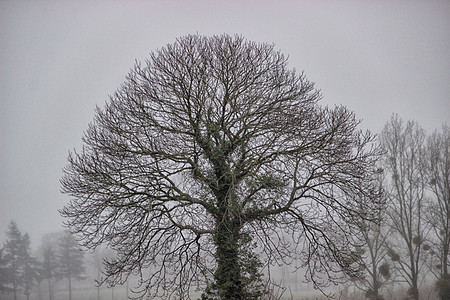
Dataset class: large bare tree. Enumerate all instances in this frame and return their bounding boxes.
[60,34,383,299]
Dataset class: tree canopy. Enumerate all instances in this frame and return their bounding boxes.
[60,34,383,299]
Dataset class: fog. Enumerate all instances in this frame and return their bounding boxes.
[1,1,449,299]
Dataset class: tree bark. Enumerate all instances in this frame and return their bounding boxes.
[13,278,17,300]
[68,275,72,300]
[48,278,52,300]
[214,219,242,300]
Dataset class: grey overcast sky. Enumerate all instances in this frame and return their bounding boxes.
[1,1,449,248]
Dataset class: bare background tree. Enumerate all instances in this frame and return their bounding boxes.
[380,115,432,300]
[60,34,383,299]
[351,182,393,300]
[425,125,450,300]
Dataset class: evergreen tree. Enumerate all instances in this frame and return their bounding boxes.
[0,247,12,295]
[57,231,85,300]
[20,234,39,300]
[38,232,65,300]
[3,221,24,300]
[2,222,40,300]
[41,245,58,300]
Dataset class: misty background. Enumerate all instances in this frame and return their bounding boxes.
[1,0,449,252]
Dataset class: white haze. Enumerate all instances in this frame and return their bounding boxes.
[1,0,449,248]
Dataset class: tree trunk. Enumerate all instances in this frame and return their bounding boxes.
[13,278,17,300]
[371,263,379,299]
[48,278,52,300]
[443,238,449,276]
[38,281,42,300]
[97,267,100,300]
[410,270,419,300]
[68,275,72,300]
[214,220,243,300]
[409,244,419,300]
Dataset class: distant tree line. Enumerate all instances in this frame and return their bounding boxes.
[349,115,449,300]
[0,221,85,300]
